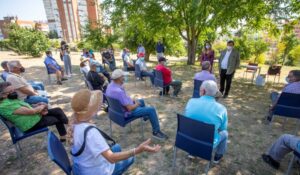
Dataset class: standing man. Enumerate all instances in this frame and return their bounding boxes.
[137,44,145,55]
[219,40,240,98]
[156,41,165,59]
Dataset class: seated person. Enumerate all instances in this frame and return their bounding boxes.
[185,80,228,163]
[106,69,168,140]
[101,48,116,71]
[1,61,9,81]
[266,70,300,121]
[81,48,89,58]
[6,61,48,104]
[155,57,182,96]
[262,134,300,170]
[89,58,111,82]
[194,61,216,82]
[70,89,161,175]
[123,49,135,71]
[87,62,107,92]
[2,60,45,90]
[135,52,154,85]
[44,51,67,85]
[0,82,68,141]
[80,57,90,76]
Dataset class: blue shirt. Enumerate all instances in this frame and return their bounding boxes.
[185,96,228,146]
[44,56,61,73]
[194,70,216,81]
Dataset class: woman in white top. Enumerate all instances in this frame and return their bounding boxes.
[69,89,161,175]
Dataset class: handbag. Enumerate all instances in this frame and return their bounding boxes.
[71,125,116,157]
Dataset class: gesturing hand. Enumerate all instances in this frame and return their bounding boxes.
[137,139,161,153]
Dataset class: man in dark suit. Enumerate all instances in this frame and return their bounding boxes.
[218,40,240,98]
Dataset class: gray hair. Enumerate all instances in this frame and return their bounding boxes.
[200,80,218,96]
[202,61,211,70]
[7,60,20,72]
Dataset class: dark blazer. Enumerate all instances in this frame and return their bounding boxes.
[218,48,240,75]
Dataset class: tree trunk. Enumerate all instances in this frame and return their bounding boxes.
[145,52,150,62]
[187,38,197,65]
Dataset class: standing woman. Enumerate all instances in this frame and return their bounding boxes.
[199,42,215,72]
[69,89,161,175]
[62,44,72,78]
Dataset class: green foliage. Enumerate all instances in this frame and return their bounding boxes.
[213,41,227,58]
[49,39,60,49]
[78,23,118,51]
[48,30,59,39]
[254,54,266,64]
[287,45,300,66]
[6,24,50,57]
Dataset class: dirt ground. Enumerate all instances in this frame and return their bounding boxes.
[0,51,300,175]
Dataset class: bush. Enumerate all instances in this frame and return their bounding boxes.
[287,45,300,66]
[6,24,50,57]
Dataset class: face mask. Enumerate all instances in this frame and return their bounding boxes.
[7,92,18,100]
[164,62,168,66]
[285,77,290,83]
[205,45,211,49]
[140,57,144,61]
[20,67,25,73]
[227,46,233,51]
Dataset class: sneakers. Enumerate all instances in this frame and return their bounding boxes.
[213,154,223,164]
[223,94,228,98]
[57,81,62,85]
[262,154,280,169]
[153,131,168,140]
[61,77,68,81]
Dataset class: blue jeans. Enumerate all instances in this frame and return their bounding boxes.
[141,71,154,85]
[112,144,135,175]
[128,99,160,133]
[215,130,228,155]
[28,81,45,90]
[25,95,49,104]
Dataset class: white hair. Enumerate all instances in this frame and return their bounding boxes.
[7,60,20,72]
[200,80,218,96]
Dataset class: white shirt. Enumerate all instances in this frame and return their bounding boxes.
[72,123,115,175]
[135,58,147,71]
[221,50,232,69]
[80,63,90,75]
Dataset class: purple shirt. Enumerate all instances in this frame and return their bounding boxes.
[194,70,216,82]
[105,82,134,106]
[283,81,300,94]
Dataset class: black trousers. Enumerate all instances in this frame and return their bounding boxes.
[26,107,68,136]
[219,69,235,95]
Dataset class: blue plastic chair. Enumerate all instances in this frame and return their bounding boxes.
[269,93,300,130]
[47,131,72,175]
[105,95,145,139]
[0,115,48,164]
[44,62,56,84]
[192,80,203,98]
[134,64,147,86]
[172,113,215,175]
[153,70,169,95]
[84,78,94,90]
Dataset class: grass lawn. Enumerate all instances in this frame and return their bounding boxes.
[0,51,300,175]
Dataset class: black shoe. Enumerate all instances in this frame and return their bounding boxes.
[61,77,68,81]
[266,115,272,122]
[223,94,228,98]
[213,154,223,164]
[262,154,280,169]
[57,81,62,85]
[153,131,168,140]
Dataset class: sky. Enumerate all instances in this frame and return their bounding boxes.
[0,0,47,21]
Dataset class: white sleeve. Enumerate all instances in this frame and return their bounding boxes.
[86,128,110,158]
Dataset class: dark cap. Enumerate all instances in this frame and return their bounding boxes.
[158,57,166,62]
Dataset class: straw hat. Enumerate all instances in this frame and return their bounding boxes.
[71,89,103,122]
